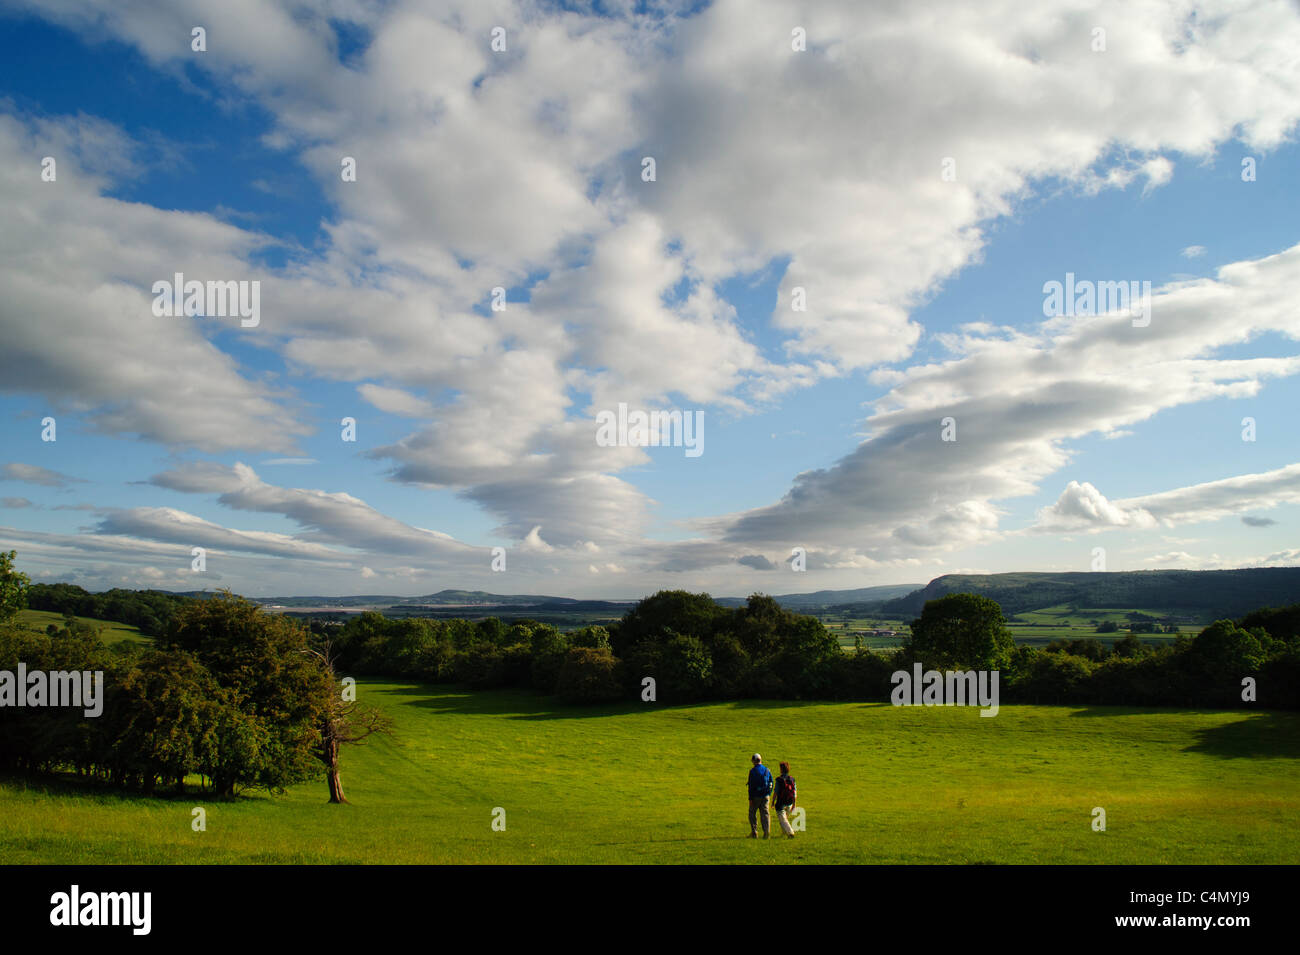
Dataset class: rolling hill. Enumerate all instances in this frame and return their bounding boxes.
[879,568,1300,621]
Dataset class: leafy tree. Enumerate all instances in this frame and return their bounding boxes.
[556,647,623,703]
[772,614,842,696]
[731,594,789,660]
[164,592,333,797]
[656,632,714,701]
[529,625,569,693]
[0,550,30,622]
[907,593,1015,670]
[569,625,610,650]
[1189,620,1267,677]
[1007,650,1095,704]
[1240,604,1300,645]
[475,617,507,646]
[106,649,229,794]
[1111,633,1150,658]
[610,590,729,658]
[1045,637,1108,661]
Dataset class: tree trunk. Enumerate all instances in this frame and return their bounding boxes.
[323,734,347,803]
[327,765,347,803]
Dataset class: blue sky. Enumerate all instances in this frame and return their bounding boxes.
[2,0,1299,598]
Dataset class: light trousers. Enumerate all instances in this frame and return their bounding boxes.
[776,805,795,836]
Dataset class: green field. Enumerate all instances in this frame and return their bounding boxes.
[14,609,150,646]
[2,681,1296,864]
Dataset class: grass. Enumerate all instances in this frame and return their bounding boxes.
[14,609,150,646]
[2,682,1296,864]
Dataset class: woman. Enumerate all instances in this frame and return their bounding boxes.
[773,761,797,838]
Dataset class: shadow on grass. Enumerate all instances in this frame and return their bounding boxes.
[1064,705,1218,718]
[0,769,264,803]
[1061,704,1300,757]
[377,684,851,720]
[1182,710,1300,760]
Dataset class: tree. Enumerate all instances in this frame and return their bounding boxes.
[1111,633,1149,658]
[569,625,610,650]
[165,592,334,797]
[556,646,623,703]
[907,593,1015,670]
[0,550,30,622]
[610,590,728,658]
[305,644,393,804]
[529,625,569,693]
[1189,620,1266,677]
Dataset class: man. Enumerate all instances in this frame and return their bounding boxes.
[746,753,773,839]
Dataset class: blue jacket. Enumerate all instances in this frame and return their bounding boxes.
[747,764,773,799]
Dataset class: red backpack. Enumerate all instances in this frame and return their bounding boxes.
[775,775,796,807]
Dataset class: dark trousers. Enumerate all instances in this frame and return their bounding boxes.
[749,797,770,835]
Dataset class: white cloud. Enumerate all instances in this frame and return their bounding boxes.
[1038,464,1300,532]
[358,384,436,418]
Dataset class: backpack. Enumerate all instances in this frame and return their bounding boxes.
[775,775,796,807]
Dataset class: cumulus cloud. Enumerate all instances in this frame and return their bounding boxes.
[1036,481,1159,531]
[1039,464,1300,532]
[0,113,309,453]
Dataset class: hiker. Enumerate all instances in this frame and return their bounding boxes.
[773,761,797,838]
[747,753,773,838]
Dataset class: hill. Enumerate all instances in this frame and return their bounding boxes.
[881,567,1300,621]
[253,585,921,612]
[255,590,582,608]
[715,584,922,610]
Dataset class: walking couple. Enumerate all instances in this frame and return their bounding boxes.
[746,753,797,839]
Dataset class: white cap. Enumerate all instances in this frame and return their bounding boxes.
[752,753,762,761]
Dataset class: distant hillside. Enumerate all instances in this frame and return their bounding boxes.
[716,584,922,610]
[253,586,921,612]
[255,590,580,608]
[880,568,1300,621]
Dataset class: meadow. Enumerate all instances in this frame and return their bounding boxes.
[2,680,1296,864]
[14,609,149,646]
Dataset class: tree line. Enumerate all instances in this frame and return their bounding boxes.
[313,589,1300,709]
[23,581,193,636]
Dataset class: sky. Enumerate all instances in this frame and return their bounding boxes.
[1,0,1299,600]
